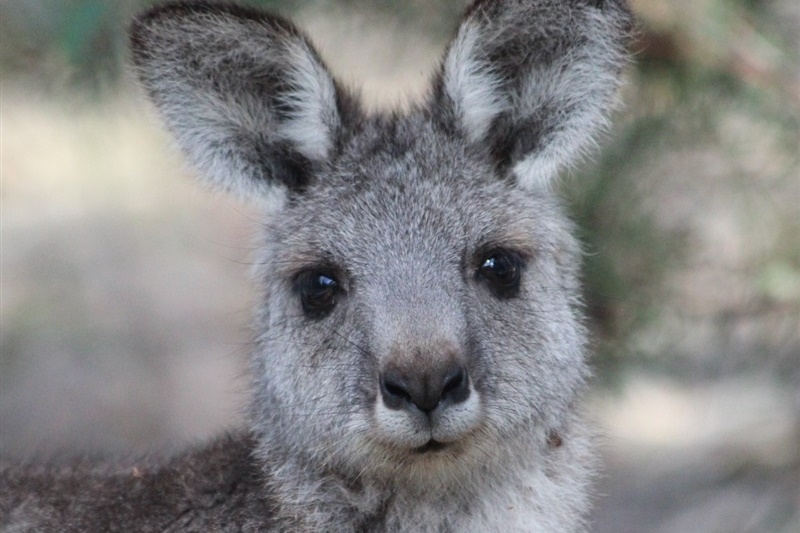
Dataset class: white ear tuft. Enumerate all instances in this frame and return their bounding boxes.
[276,41,342,162]
[443,22,509,146]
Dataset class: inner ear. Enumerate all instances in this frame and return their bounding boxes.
[256,140,317,194]
[485,114,550,179]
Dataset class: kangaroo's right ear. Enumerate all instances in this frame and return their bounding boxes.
[130,2,360,202]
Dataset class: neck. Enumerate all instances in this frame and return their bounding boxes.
[255,414,593,532]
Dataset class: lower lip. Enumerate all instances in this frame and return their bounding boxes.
[414,440,448,454]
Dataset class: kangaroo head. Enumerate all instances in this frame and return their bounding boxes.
[131,0,631,485]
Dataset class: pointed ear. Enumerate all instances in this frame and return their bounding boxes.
[130,2,361,202]
[431,0,632,189]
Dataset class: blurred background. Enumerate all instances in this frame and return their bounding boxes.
[1,0,798,531]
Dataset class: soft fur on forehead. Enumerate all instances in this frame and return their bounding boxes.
[261,114,575,277]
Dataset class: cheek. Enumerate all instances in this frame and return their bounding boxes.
[466,293,585,425]
[262,305,377,412]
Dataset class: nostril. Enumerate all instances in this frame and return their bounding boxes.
[380,372,412,411]
[442,367,465,394]
[383,381,407,399]
[441,366,470,405]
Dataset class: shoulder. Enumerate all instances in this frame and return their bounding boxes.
[1,432,277,531]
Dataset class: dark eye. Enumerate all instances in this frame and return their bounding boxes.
[296,271,339,317]
[477,249,524,298]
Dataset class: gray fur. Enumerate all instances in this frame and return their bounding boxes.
[0,1,632,531]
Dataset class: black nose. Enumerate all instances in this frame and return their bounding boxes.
[380,363,470,414]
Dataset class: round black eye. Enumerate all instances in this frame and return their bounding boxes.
[478,250,523,298]
[296,271,339,317]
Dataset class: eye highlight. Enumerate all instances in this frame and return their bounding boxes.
[477,249,525,298]
[295,270,340,317]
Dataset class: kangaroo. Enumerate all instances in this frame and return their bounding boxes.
[0,1,632,531]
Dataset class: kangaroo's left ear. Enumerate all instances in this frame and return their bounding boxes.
[430,0,633,189]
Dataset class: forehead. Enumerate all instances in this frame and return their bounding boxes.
[268,117,551,265]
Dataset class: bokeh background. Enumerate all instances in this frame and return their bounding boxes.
[2,0,799,531]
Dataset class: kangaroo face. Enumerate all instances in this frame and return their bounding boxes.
[131,0,630,487]
[251,119,586,481]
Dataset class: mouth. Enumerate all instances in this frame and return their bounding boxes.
[413,439,448,454]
